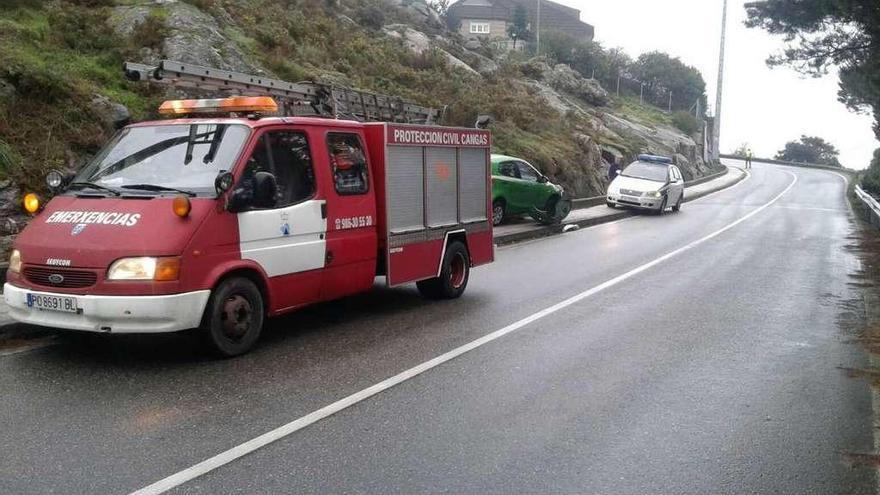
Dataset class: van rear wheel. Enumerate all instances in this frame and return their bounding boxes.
[202,277,264,357]
[417,241,470,299]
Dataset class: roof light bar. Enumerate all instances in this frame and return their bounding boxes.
[158,96,279,115]
[637,154,673,164]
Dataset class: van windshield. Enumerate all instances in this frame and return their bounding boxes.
[73,123,250,196]
[620,161,669,182]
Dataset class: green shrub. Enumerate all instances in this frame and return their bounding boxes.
[0,140,21,180]
[862,148,880,196]
[355,5,385,30]
[671,111,700,135]
[130,9,168,51]
[47,1,118,51]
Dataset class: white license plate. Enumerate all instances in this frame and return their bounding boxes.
[621,195,640,202]
[26,293,79,313]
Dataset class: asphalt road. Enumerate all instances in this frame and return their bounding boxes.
[0,161,875,494]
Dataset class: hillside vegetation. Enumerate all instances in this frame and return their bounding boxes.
[0,0,711,199]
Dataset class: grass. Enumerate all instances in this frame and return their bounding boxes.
[610,95,673,127]
[0,3,161,189]
[0,0,691,196]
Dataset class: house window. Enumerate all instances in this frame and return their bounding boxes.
[469,21,490,34]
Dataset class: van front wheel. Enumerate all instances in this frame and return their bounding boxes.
[202,277,264,357]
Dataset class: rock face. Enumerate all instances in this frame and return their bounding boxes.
[111,0,261,73]
[91,94,131,131]
[542,64,610,107]
[383,25,479,75]
[0,180,28,260]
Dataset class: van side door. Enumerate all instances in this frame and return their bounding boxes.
[234,129,326,311]
[321,131,378,301]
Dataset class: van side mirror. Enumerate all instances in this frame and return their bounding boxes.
[226,171,278,212]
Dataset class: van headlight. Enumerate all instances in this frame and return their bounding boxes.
[644,191,662,198]
[107,257,180,281]
[8,249,21,274]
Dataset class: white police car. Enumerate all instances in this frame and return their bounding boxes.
[606,155,684,214]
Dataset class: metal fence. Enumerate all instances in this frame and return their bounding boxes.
[855,185,880,228]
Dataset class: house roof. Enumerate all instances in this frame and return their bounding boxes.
[449,0,594,39]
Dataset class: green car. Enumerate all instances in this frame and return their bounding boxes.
[491,154,571,226]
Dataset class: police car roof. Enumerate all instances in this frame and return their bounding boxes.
[637,154,673,164]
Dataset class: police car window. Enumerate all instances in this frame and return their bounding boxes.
[239,131,315,208]
[621,161,669,182]
[517,162,539,182]
[328,133,369,195]
[499,162,519,178]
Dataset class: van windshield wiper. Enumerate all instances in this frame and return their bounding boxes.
[68,182,121,196]
[120,184,197,196]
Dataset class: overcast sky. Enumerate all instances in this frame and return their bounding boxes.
[550,0,878,169]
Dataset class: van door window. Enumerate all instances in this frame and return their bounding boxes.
[238,131,315,208]
[327,133,369,195]
[268,131,315,206]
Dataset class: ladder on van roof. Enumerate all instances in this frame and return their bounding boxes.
[124,60,439,124]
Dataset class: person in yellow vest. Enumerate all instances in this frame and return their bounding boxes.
[745,148,753,169]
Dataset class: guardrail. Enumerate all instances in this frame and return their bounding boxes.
[719,154,857,176]
[855,185,880,228]
[570,165,729,210]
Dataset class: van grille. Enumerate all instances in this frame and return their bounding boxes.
[24,266,97,289]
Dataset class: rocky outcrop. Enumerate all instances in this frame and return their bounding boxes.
[0,180,27,259]
[382,0,442,27]
[542,63,610,107]
[383,25,479,75]
[91,94,131,132]
[111,0,261,73]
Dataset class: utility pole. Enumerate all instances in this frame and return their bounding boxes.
[535,0,541,55]
[712,0,728,162]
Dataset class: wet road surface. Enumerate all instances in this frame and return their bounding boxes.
[0,161,874,494]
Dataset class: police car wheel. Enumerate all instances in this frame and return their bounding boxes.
[673,194,683,212]
[202,277,264,357]
[417,241,470,299]
[656,196,668,216]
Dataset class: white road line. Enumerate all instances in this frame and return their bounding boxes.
[771,205,847,213]
[130,170,799,495]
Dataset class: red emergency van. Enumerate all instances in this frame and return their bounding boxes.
[3,95,493,356]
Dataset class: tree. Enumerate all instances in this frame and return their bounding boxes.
[507,5,530,50]
[733,143,752,157]
[428,0,460,32]
[745,0,880,139]
[775,135,842,166]
[542,31,578,65]
[630,52,707,111]
[862,148,880,196]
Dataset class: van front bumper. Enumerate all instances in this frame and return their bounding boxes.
[3,283,211,334]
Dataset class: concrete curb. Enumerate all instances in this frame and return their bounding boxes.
[494,165,747,246]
